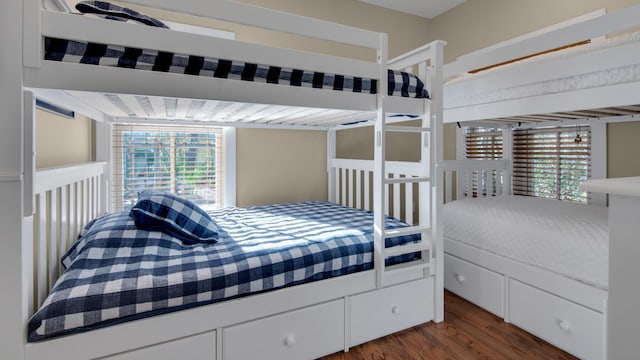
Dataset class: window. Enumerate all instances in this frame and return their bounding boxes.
[464,127,503,160]
[463,127,503,197]
[512,125,590,203]
[112,125,225,211]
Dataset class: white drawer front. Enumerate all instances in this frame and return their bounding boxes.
[444,253,504,317]
[103,331,216,360]
[509,279,604,360]
[350,277,434,347]
[223,299,344,360]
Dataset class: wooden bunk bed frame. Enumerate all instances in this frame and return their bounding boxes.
[0,1,445,359]
[438,5,640,360]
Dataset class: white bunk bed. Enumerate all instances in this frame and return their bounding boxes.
[0,1,445,359]
[438,5,640,360]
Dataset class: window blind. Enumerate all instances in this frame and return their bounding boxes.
[464,127,503,196]
[512,125,590,203]
[465,127,503,159]
[112,124,224,212]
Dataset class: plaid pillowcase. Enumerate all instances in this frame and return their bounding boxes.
[75,1,169,28]
[130,191,219,244]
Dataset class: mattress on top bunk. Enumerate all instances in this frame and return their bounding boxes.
[28,201,421,342]
[44,37,429,99]
[445,31,640,108]
[444,195,608,289]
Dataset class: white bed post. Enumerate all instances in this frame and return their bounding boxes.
[1,0,29,358]
[501,125,513,195]
[95,121,111,213]
[373,33,388,289]
[327,129,337,203]
[430,41,446,323]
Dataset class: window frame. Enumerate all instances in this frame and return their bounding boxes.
[107,124,235,212]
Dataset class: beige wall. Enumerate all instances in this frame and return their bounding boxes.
[236,129,327,207]
[608,122,640,178]
[35,109,93,168]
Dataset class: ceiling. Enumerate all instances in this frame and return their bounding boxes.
[359,0,466,19]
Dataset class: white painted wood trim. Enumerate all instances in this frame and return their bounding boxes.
[444,238,607,313]
[35,162,106,194]
[443,6,633,77]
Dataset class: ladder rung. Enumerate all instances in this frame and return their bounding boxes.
[384,176,430,184]
[385,126,430,133]
[385,259,430,274]
[385,225,429,238]
[383,241,430,257]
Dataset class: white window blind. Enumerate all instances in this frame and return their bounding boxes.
[464,127,503,196]
[513,125,590,203]
[112,125,225,211]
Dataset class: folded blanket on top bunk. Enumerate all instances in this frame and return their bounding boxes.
[28,201,421,341]
[44,1,429,99]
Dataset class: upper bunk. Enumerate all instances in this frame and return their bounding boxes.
[443,4,640,126]
[23,0,445,129]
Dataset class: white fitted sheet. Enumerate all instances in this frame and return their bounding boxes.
[444,196,608,289]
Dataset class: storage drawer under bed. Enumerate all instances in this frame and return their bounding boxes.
[349,277,434,347]
[222,299,344,360]
[101,331,216,360]
[509,279,604,360]
[444,253,504,317]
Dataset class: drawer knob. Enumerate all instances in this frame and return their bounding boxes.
[556,319,572,332]
[392,305,400,315]
[455,273,465,283]
[283,335,296,347]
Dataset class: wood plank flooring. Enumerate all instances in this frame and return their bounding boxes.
[320,291,578,360]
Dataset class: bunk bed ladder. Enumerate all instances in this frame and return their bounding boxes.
[375,124,433,289]
[373,40,445,291]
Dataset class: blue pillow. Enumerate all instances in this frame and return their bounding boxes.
[130,191,219,245]
[75,1,169,28]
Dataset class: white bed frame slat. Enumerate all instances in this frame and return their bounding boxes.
[31,163,107,309]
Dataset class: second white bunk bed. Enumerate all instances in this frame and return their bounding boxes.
[438,5,640,360]
[7,1,446,359]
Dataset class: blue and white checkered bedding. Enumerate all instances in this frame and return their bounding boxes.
[43,37,429,99]
[28,201,421,341]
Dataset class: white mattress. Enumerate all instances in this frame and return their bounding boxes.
[444,196,609,289]
[445,31,640,109]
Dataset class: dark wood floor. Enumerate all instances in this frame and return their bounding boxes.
[321,291,577,360]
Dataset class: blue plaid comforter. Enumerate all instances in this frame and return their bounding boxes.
[28,201,420,341]
[44,37,429,99]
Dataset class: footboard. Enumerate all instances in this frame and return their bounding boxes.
[438,160,510,202]
[30,162,107,314]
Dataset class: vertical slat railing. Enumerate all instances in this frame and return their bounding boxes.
[328,159,422,218]
[404,182,414,226]
[31,162,106,312]
[393,174,401,219]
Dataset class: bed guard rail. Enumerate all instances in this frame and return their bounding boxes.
[437,160,510,202]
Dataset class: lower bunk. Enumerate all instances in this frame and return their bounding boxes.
[25,162,437,360]
[439,161,608,360]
